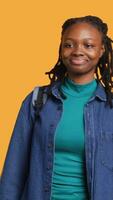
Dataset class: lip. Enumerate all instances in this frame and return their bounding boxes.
[70,58,88,65]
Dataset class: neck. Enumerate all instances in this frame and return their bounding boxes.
[67,73,95,84]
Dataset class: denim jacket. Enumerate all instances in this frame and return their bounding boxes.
[0,80,113,200]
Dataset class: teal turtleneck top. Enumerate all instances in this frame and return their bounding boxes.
[51,77,97,200]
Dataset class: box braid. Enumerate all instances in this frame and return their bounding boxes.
[45,15,113,107]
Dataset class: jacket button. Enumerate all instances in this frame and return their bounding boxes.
[89,153,91,159]
[102,161,105,165]
[48,143,52,148]
[50,124,54,128]
[57,105,62,110]
[47,162,51,170]
[47,166,51,170]
[44,187,49,192]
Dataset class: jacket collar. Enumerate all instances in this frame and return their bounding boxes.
[45,80,107,102]
[93,82,107,101]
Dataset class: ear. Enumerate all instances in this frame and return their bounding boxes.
[99,44,105,58]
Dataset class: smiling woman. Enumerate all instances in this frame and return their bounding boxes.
[0,16,113,200]
[60,22,105,83]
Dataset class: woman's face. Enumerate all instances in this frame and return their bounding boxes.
[61,22,105,83]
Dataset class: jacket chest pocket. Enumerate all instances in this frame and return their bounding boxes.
[100,132,113,171]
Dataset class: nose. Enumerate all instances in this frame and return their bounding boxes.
[71,45,84,57]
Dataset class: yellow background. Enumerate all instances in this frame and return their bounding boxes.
[0,0,113,174]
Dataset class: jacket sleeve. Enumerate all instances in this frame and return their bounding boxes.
[0,92,35,200]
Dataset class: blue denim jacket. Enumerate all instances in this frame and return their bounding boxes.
[0,81,113,200]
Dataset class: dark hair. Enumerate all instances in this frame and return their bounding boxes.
[45,15,113,107]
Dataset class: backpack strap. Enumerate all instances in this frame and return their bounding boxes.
[32,86,48,116]
[32,86,40,107]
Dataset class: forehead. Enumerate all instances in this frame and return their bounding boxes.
[62,22,103,41]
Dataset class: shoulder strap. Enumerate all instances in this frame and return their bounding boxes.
[32,86,40,107]
[32,86,48,115]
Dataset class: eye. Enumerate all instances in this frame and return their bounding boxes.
[63,43,74,48]
[85,44,95,49]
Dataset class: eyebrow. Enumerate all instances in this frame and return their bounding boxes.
[63,37,95,41]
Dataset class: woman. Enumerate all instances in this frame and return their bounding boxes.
[0,15,113,200]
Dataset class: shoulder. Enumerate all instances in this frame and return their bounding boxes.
[22,91,33,106]
[20,81,60,110]
[22,84,49,104]
[21,84,50,111]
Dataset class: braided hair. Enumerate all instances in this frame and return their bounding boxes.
[45,16,113,107]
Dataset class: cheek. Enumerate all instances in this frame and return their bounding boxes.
[61,49,71,58]
[88,50,101,60]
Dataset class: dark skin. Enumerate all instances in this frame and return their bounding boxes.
[61,22,105,84]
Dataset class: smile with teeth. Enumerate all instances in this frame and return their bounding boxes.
[70,58,88,65]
